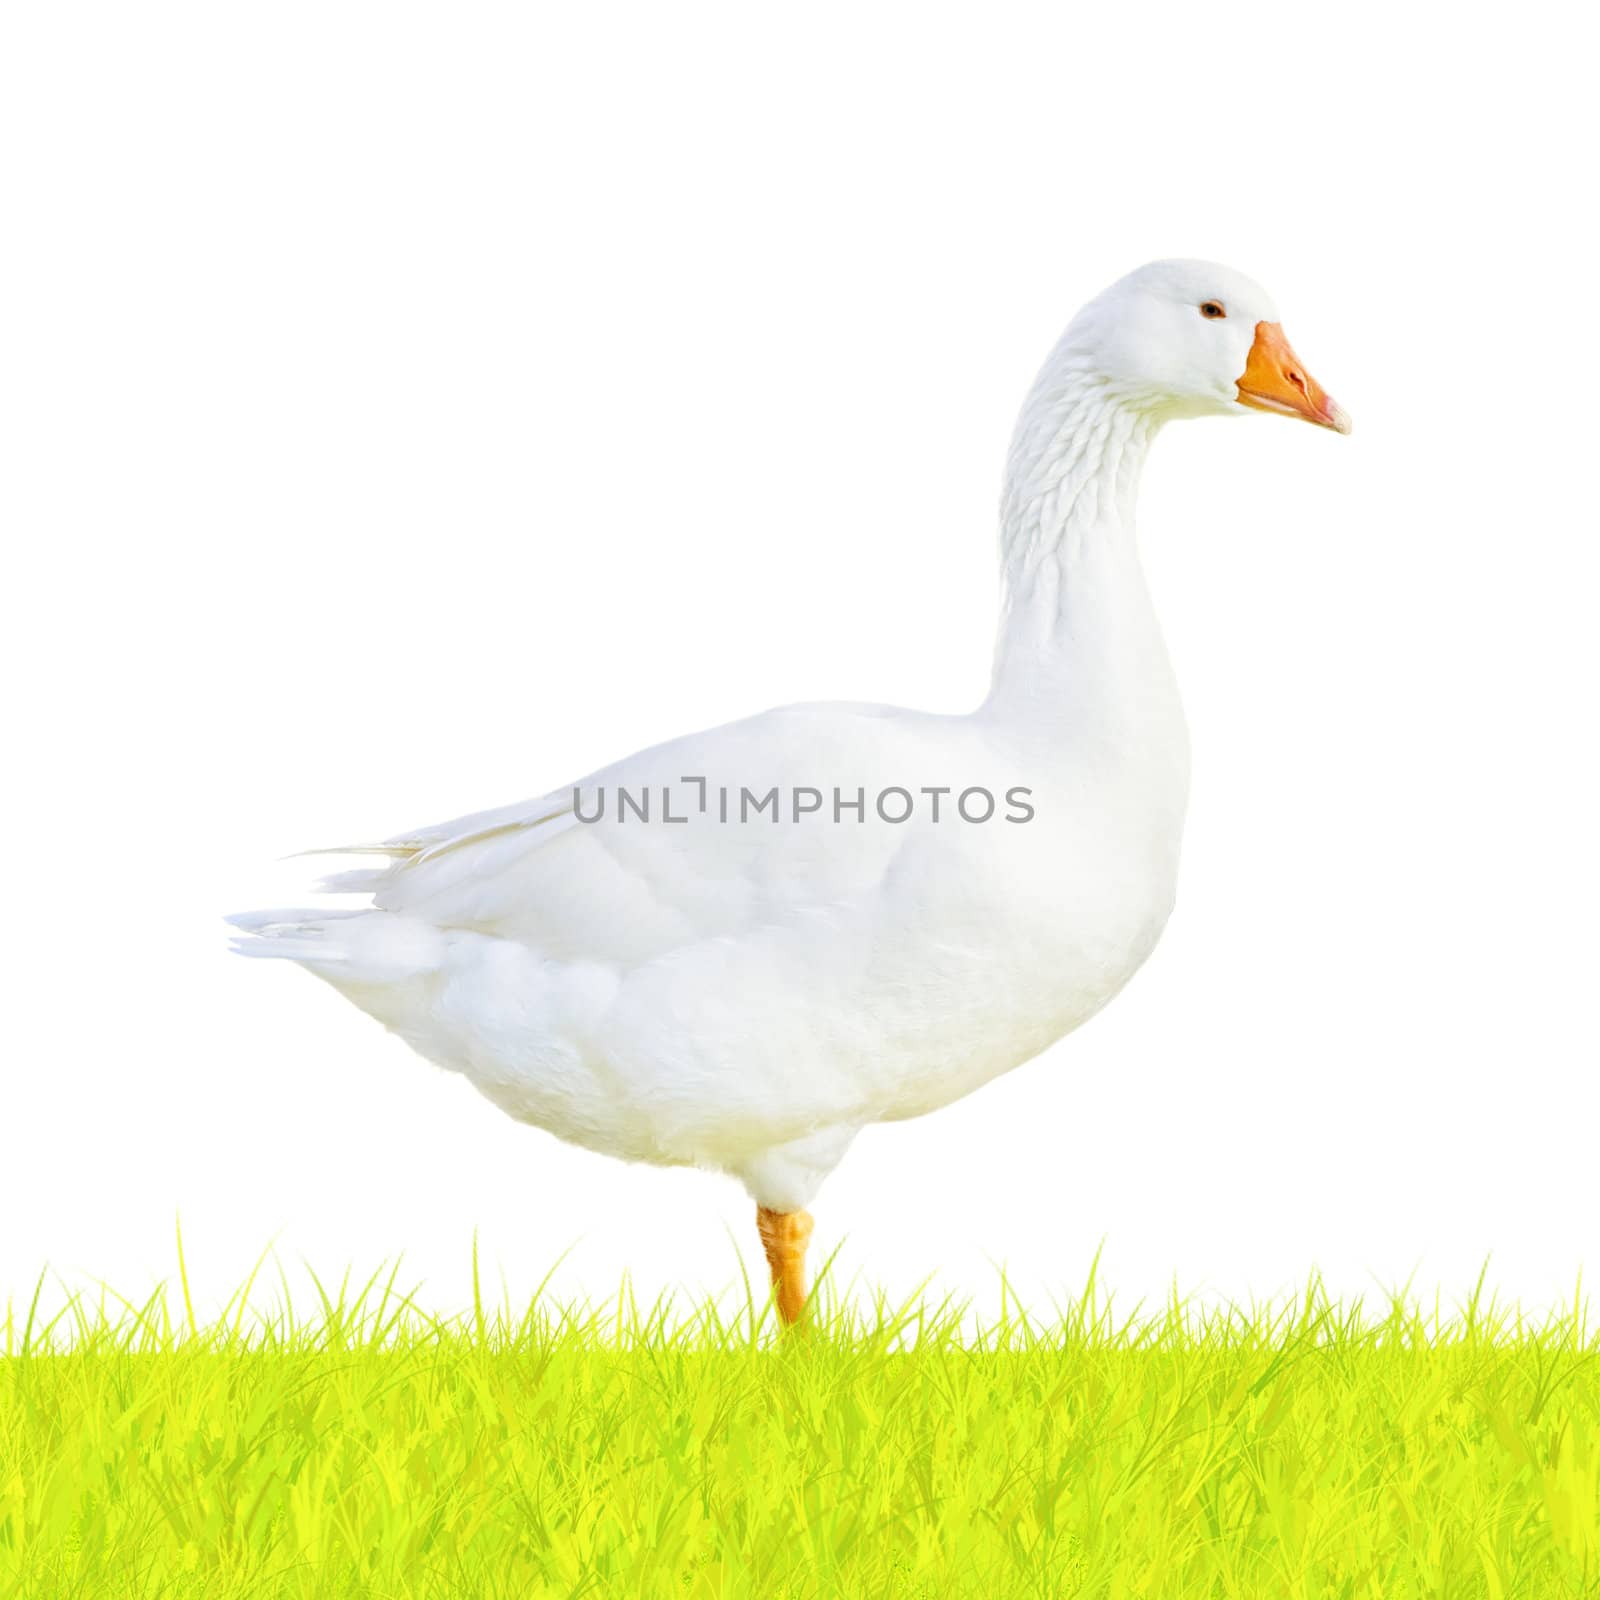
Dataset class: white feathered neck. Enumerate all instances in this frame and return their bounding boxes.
[984,347,1177,756]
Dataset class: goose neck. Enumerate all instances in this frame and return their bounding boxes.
[985,369,1171,722]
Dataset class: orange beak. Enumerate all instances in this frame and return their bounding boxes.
[1236,321,1351,434]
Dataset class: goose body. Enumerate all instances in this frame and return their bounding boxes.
[234,260,1347,1314]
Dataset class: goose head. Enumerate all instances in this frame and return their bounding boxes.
[1066,258,1351,433]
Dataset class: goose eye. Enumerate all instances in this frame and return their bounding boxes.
[1199,301,1226,320]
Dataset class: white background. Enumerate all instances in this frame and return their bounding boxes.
[3,3,1595,1329]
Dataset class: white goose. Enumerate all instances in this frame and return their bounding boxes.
[234,261,1348,1323]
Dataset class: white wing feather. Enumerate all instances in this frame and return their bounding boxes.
[301,702,977,966]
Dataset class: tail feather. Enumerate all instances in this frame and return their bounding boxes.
[226,908,367,932]
[230,933,350,963]
[226,907,446,982]
[313,868,390,895]
[226,908,362,965]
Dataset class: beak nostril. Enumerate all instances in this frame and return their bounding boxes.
[1287,369,1307,393]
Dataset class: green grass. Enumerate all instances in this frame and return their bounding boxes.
[3,1242,1599,1599]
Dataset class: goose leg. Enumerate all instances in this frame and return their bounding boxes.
[756,1206,814,1325]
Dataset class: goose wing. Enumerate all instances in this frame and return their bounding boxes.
[312,703,965,964]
